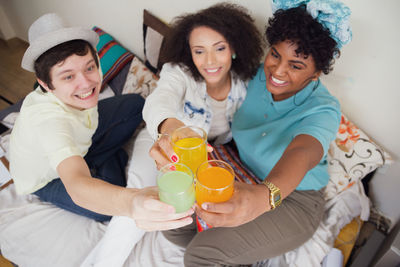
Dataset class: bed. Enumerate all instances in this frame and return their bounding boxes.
[0,10,392,267]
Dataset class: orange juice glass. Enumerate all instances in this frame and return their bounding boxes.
[196,160,235,206]
[171,126,207,175]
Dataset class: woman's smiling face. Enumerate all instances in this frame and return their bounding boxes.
[189,26,234,88]
[264,40,321,101]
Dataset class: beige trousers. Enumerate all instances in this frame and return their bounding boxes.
[163,189,325,267]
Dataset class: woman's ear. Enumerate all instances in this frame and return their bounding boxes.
[311,71,322,81]
[230,46,236,59]
[37,78,51,92]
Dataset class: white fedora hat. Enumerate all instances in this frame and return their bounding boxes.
[21,13,99,72]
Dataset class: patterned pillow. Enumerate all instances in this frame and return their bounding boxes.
[92,26,134,90]
[143,10,170,75]
[327,113,392,193]
[121,57,158,98]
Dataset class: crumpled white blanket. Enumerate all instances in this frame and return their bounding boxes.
[0,105,370,267]
[0,178,369,267]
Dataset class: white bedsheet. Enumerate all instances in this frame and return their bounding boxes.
[0,106,370,266]
[0,176,369,267]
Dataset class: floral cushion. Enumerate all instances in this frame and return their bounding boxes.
[121,57,158,98]
[327,113,392,193]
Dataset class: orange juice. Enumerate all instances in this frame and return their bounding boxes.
[196,165,234,206]
[174,137,207,175]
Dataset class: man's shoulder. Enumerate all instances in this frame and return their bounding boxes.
[22,89,56,108]
[21,89,68,114]
[18,98,73,132]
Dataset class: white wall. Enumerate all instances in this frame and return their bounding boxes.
[0,0,399,223]
[0,0,270,59]
[322,0,400,226]
[0,3,15,40]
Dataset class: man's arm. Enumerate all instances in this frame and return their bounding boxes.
[57,155,136,217]
[57,155,194,230]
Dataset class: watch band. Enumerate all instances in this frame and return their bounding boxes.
[263,181,282,210]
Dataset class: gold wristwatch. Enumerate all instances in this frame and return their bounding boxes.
[263,181,282,210]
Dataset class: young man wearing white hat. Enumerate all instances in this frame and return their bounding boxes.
[9,13,194,230]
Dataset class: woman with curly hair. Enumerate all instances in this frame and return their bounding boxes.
[143,2,264,167]
[83,3,263,266]
[161,0,352,266]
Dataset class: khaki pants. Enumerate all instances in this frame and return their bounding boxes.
[163,190,325,267]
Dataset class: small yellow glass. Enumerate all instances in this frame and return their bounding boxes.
[171,126,208,175]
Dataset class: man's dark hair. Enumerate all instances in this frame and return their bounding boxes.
[34,39,99,92]
[162,2,264,81]
[266,6,339,74]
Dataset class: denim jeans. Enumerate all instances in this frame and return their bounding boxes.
[34,94,144,222]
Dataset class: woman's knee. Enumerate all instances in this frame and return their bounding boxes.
[162,217,197,248]
[184,245,222,267]
[183,229,237,267]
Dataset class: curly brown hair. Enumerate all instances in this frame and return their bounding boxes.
[266,6,339,75]
[162,3,264,81]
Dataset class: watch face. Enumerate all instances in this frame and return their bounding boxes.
[274,194,281,203]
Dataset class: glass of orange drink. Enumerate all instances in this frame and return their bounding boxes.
[171,126,208,175]
[195,160,235,206]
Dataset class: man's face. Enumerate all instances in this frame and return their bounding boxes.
[40,50,101,110]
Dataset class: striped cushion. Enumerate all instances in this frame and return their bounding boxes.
[92,27,134,89]
[209,142,262,185]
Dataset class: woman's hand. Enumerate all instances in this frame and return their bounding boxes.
[195,182,269,227]
[149,118,184,169]
[130,186,194,231]
[149,133,176,170]
[149,118,213,169]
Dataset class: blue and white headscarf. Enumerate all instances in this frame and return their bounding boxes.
[271,0,352,49]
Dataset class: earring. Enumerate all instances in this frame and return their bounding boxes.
[232,54,236,60]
